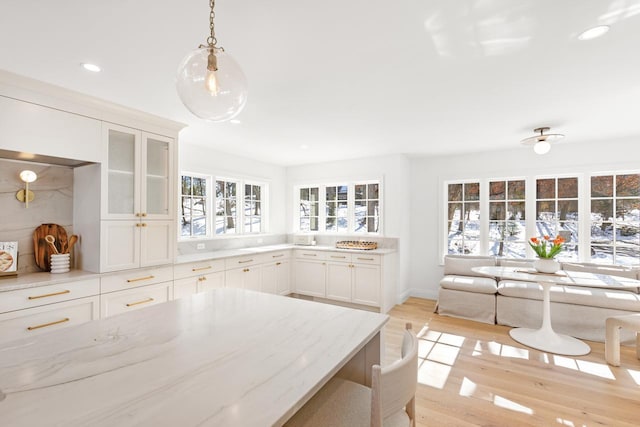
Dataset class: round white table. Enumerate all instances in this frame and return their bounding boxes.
[472,266,640,356]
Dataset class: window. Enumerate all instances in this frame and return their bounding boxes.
[489,180,525,257]
[325,184,348,232]
[299,186,319,232]
[244,183,262,233]
[180,174,209,237]
[216,179,238,235]
[295,180,382,234]
[536,177,578,261]
[354,183,380,233]
[590,173,640,265]
[447,182,480,255]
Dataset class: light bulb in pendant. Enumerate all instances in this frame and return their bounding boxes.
[205,70,220,95]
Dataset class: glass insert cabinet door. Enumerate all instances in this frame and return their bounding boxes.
[142,133,173,218]
[106,126,139,218]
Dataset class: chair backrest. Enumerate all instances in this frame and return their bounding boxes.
[370,323,418,427]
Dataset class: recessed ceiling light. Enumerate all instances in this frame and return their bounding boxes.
[81,63,101,72]
[578,25,610,41]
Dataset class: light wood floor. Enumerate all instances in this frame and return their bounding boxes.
[384,298,640,427]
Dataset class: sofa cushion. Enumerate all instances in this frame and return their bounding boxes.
[444,255,496,277]
[498,280,640,311]
[561,262,639,293]
[440,275,497,294]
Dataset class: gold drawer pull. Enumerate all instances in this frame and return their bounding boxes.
[28,289,70,300]
[272,254,284,258]
[126,297,154,307]
[238,259,253,264]
[192,266,212,272]
[141,223,147,227]
[27,317,69,331]
[276,262,282,266]
[357,257,375,261]
[243,268,250,272]
[126,275,155,283]
[331,255,346,259]
[198,276,207,281]
[303,253,317,257]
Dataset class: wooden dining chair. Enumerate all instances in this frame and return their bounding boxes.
[285,323,419,427]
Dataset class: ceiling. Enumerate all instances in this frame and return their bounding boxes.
[1,0,639,166]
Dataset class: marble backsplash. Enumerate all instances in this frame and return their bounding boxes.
[0,159,74,274]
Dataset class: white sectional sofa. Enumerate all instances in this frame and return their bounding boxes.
[436,255,640,344]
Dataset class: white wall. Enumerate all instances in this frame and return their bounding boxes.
[408,138,640,300]
[179,143,288,234]
[286,154,412,300]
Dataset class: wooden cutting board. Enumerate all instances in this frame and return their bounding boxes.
[33,224,68,271]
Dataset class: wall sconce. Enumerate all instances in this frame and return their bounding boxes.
[16,170,37,208]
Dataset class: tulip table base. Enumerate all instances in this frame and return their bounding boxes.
[509,280,591,356]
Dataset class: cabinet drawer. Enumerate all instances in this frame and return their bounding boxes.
[100,282,172,318]
[101,265,173,293]
[265,250,291,261]
[174,259,225,280]
[224,254,267,270]
[0,296,100,344]
[352,254,381,265]
[294,250,327,260]
[327,252,352,262]
[0,278,100,314]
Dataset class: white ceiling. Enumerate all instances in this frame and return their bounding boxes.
[1,0,639,166]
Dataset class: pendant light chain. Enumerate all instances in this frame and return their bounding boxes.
[207,0,218,47]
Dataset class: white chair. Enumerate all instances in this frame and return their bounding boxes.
[605,313,640,366]
[285,323,418,427]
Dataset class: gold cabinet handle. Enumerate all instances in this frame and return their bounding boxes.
[28,289,70,300]
[272,254,284,258]
[192,266,212,272]
[303,253,317,257]
[276,262,282,266]
[243,268,250,272]
[238,259,253,264]
[141,223,147,227]
[135,213,141,217]
[357,257,375,261]
[27,317,69,331]
[141,213,147,217]
[126,275,155,283]
[331,255,346,259]
[136,223,141,227]
[350,264,354,268]
[198,276,207,281]
[126,297,154,307]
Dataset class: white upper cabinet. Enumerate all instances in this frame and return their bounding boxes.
[102,124,173,221]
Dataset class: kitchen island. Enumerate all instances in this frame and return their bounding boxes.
[0,288,388,426]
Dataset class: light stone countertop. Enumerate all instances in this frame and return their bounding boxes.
[175,243,396,264]
[0,244,396,293]
[0,288,388,426]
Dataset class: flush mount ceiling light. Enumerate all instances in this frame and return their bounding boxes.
[578,25,610,41]
[176,0,248,122]
[521,127,565,155]
[81,63,101,72]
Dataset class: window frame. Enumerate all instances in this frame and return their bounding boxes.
[179,172,212,240]
[293,179,383,235]
[178,173,269,240]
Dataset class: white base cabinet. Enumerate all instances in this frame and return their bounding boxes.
[262,259,291,295]
[294,257,327,298]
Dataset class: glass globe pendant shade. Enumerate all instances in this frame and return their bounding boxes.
[176,47,248,122]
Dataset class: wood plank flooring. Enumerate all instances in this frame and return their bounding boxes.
[384,298,640,427]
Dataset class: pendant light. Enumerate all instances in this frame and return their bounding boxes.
[176,0,248,122]
[521,127,564,155]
